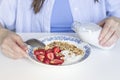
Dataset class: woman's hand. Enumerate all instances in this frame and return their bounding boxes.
[0,28,27,59]
[98,16,120,47]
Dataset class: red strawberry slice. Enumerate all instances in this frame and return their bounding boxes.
[43,58,50,64]
[53,46,61,54]
[46,52,54,60]
[55,55,65,60]
[50,59,64,65]
[55,53,65,59]
[36,55,45,62]
[45,49,53,53]
[34,49,45,55]
[34,46,65,65]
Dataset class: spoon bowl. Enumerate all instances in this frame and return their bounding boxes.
[25,39,46,49]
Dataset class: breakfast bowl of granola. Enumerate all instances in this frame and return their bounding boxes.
[27,35,91,67]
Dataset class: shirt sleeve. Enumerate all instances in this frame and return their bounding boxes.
[106,0,120,18]
[0,0,17,30]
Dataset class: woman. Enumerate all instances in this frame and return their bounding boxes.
[0,0,120,59]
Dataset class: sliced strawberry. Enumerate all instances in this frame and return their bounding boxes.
[43,58,50,64]
[34,49,45,55]
[36,55,45,62]
[35,46,65,65]
[55,55,65,60]
[55,53,65,59]
[45,49,53,53]
[50,59,64,65]
[53,46,61,54]
[46,52,54,60]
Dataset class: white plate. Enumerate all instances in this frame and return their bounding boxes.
[27,35,91,66]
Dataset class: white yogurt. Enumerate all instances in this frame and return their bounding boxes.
[61,50,83,65]
[72,22,115,49]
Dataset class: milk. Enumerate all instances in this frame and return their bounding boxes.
[72,22,115,49]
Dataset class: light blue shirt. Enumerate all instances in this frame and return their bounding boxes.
[0,0,120,32]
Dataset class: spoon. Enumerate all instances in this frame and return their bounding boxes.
[25,39,46,49]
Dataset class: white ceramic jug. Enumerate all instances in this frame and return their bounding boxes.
[72,22,115,49]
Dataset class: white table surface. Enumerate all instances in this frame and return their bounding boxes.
[0,33,120,80]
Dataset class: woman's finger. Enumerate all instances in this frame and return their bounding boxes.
[99,21,112,41]
[1,44,21,59]
[1,38,26,59]
[3,50,19,59]
[13,35,27,51]
[103,32,118,46]
[10,41,27,58]
[99,23,117,45]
